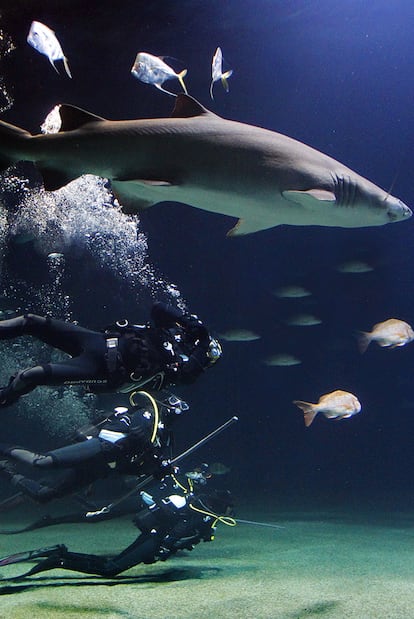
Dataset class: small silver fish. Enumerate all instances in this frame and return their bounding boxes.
[209,462,231,475]
[336,260,374,273]
[285,313,322,327]
[274,285,312,299]
[264,353,302,367]
[210,47,233,100]
[27,21,72,78]
[131,52,188,96]
[293,389,361,427]
[220,329,261,342]
[358,318,414,353]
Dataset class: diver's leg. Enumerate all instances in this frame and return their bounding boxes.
[0,354,107,407]
[0,439,105,469]
[0,444,54,467]
[0,456,104,504]
[0,365,54,407]
[0,314,103,357]
[22,549,117,577]
[22,533,160,577]
[0,460,63,503]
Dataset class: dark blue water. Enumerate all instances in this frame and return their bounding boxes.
[1,0,414,511]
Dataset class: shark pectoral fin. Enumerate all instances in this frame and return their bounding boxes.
[111,180,157,212]
[227,218,278,237]
[58,105,106,132]
[283,189,336,207]
[114,176,175,187]
[137,179,173,187]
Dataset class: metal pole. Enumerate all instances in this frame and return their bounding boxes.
[86,415,239,518]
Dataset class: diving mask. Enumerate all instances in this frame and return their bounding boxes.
[166,394,189,415]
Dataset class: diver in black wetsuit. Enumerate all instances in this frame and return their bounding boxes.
[0,470,235,579]
[0,302,222,408]
[0,391,188,503]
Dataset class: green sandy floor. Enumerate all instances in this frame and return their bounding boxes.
[0,509,412,619]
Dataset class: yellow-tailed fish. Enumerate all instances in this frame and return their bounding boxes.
[131,52,187,96]
[27,21,71,78]
[210,47,233,99]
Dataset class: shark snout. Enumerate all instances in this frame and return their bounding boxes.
[387,199,412,222]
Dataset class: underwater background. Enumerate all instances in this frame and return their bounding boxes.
[0,0,414,519]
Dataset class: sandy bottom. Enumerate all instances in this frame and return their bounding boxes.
[0,507,412,619]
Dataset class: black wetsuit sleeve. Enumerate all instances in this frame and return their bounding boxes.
[151,302,184,329]
[170,346,210,384]
[151,302,209,341]
[151,303,214,384]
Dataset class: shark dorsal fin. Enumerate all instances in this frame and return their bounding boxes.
[171,94,217,119]
[58,105,107,132]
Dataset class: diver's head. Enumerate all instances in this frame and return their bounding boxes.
[185,463,211,485]
[129,390,189,419]
[206,337,222,367]
[161,393,190,417]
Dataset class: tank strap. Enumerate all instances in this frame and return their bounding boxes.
[106,337,119,375]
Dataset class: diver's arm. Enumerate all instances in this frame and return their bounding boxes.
[151,302,209,340]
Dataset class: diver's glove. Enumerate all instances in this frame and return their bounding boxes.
[152,303,209,340]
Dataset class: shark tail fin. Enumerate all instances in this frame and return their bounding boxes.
[357,331,372,354]
[221,70,233,92]
[293,400,318,427]
[177,69,188,95]
[0,119,31,173]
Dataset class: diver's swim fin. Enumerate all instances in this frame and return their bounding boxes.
[0,544,64,567]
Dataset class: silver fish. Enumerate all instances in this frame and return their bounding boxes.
[274,285,312,299]
[131,52,187,96]
[285,313,322,327]
[336,260,374,273]
[0,95,411,234]
[27,21,71,78]
[210,47,233,99]
[264,353,302,367]
[220,329,261,342]
[209,462,231,475]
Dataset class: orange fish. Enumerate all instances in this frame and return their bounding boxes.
[358,318,414,353]
[293,389,361,427]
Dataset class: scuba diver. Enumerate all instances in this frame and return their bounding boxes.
[0,391,189,504]
[0,468,235,579]
[0,302,222,408]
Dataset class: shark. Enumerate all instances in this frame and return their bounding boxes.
[0,94,411,235]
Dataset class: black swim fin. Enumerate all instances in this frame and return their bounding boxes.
[0,544,65,567]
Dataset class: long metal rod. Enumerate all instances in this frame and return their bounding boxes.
[86,415,239,517]
[171,415,238,465]
[235,518,285,530]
